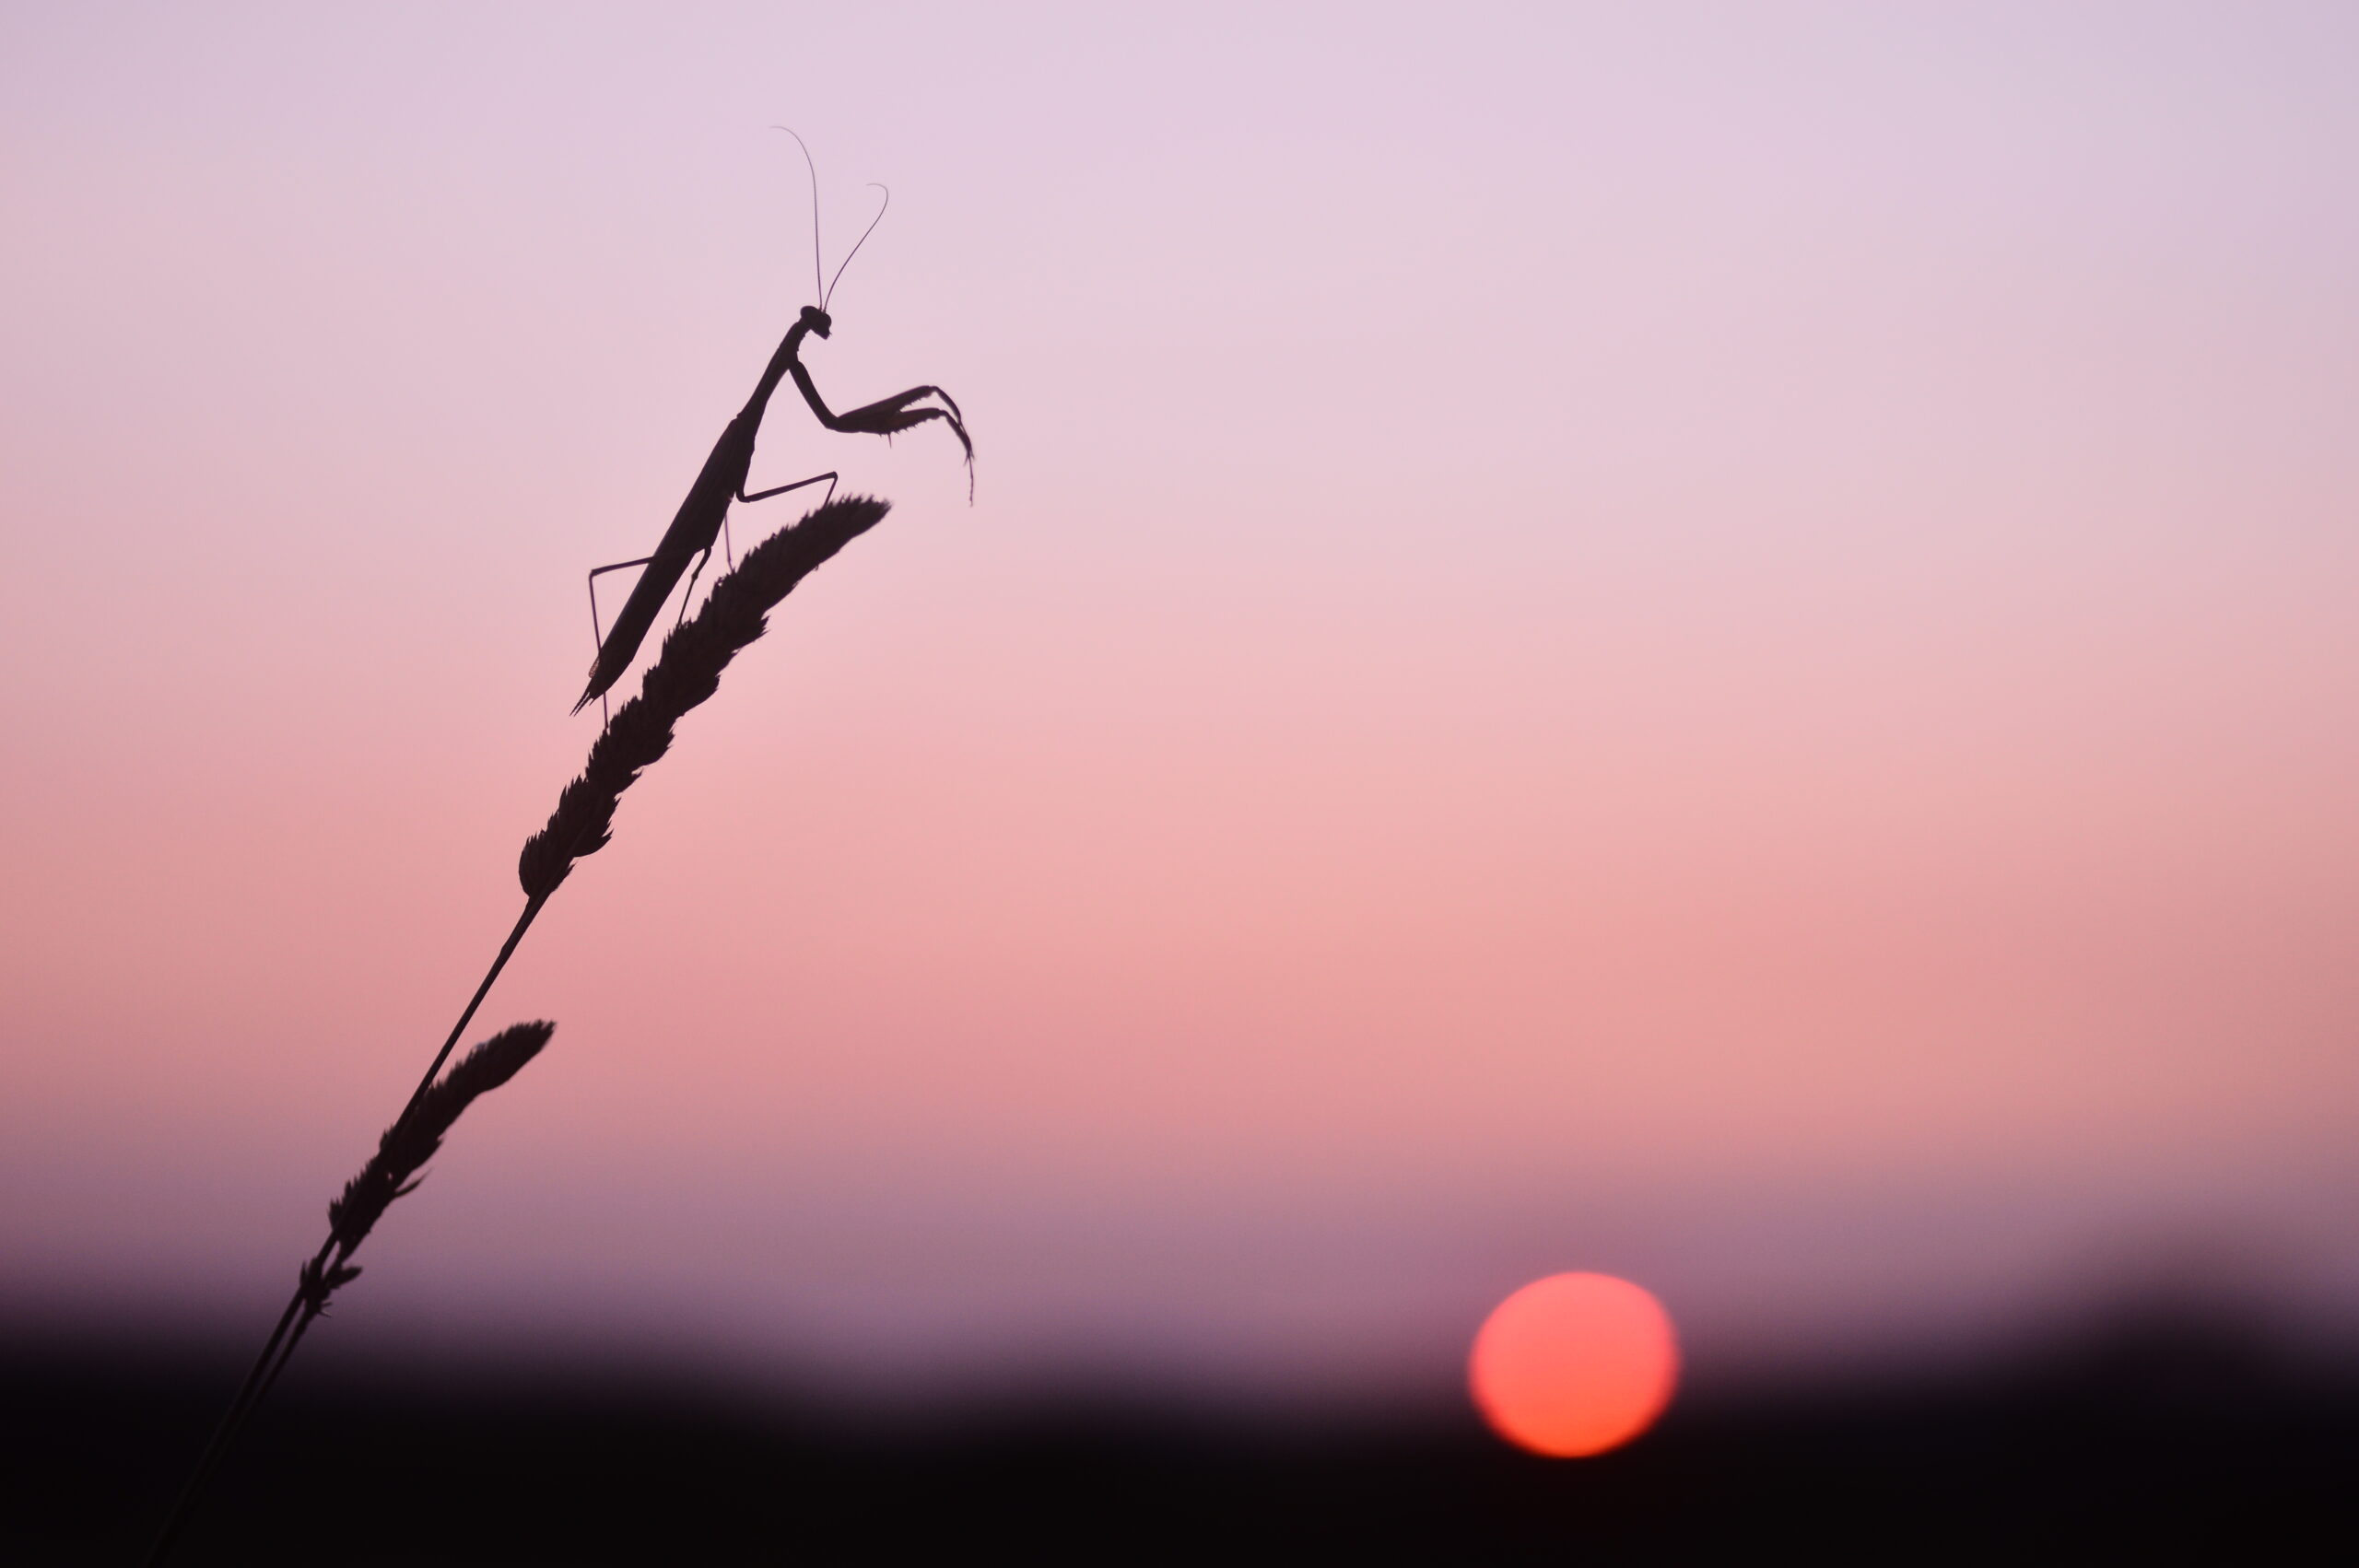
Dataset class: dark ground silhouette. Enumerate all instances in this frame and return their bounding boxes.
[7,1300,2352,1563]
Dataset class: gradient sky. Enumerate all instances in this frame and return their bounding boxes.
[4,3,2356,1408]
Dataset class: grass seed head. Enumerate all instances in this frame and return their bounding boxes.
[520,495,889,898]
[326,1020,557,1262]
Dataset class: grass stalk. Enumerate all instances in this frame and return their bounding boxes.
[145,494,892,1564]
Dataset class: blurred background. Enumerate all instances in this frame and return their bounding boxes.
[3,2,2355,1555]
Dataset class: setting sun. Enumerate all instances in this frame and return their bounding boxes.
[1470,1273,1679,1457]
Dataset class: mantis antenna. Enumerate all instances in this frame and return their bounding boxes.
[771,125,825,307]
[825,184,888,310]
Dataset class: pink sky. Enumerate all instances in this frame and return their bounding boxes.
[4,3,2356,1404]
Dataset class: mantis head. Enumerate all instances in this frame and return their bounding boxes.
[800,305,833,339]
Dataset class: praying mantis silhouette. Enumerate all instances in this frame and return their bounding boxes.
[576,130,972,716]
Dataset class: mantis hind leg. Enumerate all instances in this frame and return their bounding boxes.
[587,556,653,670]
[586,545,712,721]
[584,555,654,726]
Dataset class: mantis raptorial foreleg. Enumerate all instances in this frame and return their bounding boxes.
[790,369,974,499]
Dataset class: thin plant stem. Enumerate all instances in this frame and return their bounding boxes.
[140,1293,307,1568]
[143,494,889,1566]
[397,894,550,1128]
[142,895,551,1567]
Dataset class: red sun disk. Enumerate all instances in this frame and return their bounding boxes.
[1469,1272,1679,1457]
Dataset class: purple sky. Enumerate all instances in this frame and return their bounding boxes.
[4,3,2356,1408]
